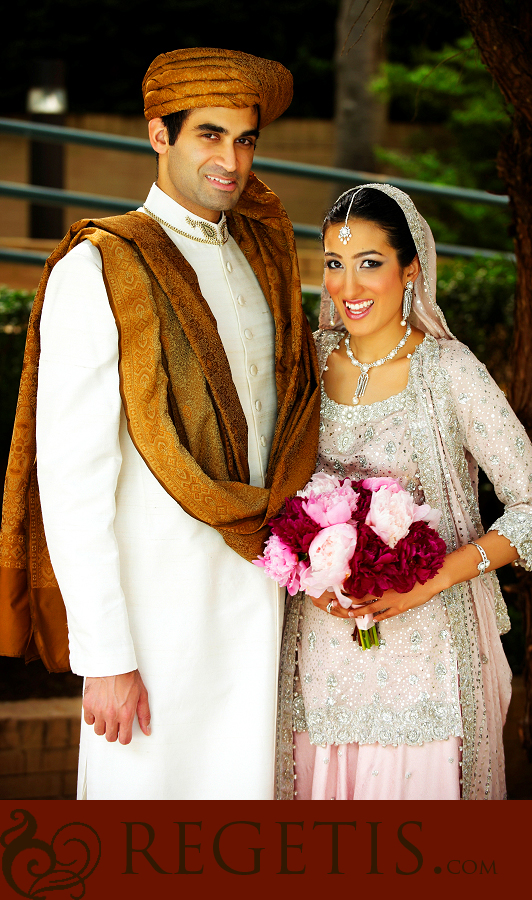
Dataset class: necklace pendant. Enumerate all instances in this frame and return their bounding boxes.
[353,371,369,403]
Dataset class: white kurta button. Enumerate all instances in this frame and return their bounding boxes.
[260,436,266,447]
[244,329,253,340]
[255,400,262,411]
[250,365,258,376]
[237,295,245,305]
[226,261,232,272]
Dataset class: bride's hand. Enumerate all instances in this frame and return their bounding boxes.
[353,573,446,622]
[309,589,360,619]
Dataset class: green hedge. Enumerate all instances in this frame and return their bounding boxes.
[0,287,35,458]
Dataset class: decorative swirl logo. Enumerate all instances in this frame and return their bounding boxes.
[1,809,101,898]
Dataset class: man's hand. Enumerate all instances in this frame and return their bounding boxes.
[82,670,151,745]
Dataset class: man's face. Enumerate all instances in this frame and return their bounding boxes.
[150,106,259,223]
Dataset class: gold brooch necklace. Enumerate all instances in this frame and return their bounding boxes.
[143,206,229,246]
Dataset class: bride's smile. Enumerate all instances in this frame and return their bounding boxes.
[324,218,420,355]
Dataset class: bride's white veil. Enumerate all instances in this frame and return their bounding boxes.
[318,183,454,339]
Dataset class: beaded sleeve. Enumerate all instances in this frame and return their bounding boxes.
[313,329,343,377]
[438,340,532,570]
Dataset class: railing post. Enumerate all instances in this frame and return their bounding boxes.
[27,60,67,240]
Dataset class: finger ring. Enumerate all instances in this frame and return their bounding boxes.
[326,601,334,614]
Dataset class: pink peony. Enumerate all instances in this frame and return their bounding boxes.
[253,534,309,596]
[297,471,343,499]
[299,522,358,603]
[303,483,359,529]
[362,476,404,493]
[365,481,442,548]
[412,503,441,532]
[366,484,418,548]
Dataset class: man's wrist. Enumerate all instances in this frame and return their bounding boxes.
[85,669,138,681]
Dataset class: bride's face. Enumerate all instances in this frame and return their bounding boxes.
[324,218,418,339]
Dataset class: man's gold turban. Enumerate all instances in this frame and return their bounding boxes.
[142,47,293,129]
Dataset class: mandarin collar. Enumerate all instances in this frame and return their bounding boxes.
[142,183,228,245]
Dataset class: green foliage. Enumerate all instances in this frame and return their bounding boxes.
[302,289,321,333]
[0,287,35,458]
[372,36,512,251]
[436,256,515,386]
[0,285,35,326]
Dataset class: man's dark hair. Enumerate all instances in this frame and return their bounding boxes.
[161,109,192,145]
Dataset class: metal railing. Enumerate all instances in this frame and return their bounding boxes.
[0,117,515,271]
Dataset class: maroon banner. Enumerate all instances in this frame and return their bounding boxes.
[0,799,529,896]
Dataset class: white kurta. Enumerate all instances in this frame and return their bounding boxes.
[36,184,283,799]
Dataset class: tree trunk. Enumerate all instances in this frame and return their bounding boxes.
[456,0,532,759]
[334,0,391,173]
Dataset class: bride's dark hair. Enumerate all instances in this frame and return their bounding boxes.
[322,187,417,269]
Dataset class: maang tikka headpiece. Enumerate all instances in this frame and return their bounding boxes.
[337,187,363,245]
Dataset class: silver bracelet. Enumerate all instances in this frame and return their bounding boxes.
[469,541,490,576]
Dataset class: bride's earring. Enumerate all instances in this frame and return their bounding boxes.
[401,281,413,326]
[329,299,336,326]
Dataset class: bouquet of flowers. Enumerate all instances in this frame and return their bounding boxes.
[253,473,447,649]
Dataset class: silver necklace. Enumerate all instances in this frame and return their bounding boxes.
[345,322,412,405]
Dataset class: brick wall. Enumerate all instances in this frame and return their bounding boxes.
[0,697,81,800]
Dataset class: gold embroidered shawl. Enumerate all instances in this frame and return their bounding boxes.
[0,173,320,671]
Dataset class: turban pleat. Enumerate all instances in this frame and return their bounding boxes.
[143,47,293,128]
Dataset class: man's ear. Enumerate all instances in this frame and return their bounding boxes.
[148,118,169,155]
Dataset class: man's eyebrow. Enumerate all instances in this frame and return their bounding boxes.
[194,123,228,134]
[194,123,259,140]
